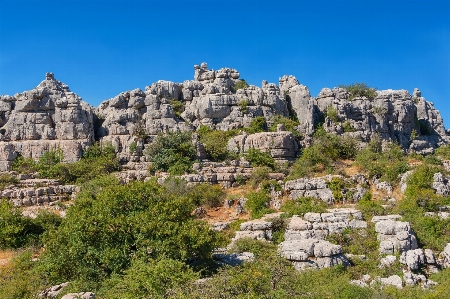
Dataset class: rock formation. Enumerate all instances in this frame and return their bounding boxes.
[1,63,449,168]
[0,73,94,170]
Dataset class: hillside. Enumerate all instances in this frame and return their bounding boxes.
[1,64,450,298]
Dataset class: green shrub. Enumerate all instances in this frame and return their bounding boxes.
[326,105,340,122]
[169,99,185,118]
[290,130,357,178]
[436,144,450,160]
[40,180,219,284]
[355,142,409,185]
[342,121,355,132]
[188,183,225,209]
[129,141,137,153]
[10,155,37,174]
[356,192,385,219]
[248,166,271,188]
[243,116,267,134]
[340,83,378,100]
[238,99,249,114]
[234,79,249,91]
[280,197,328,217]
[245,191,272,219]
[0,200,62,249]
[197,125,239,161]
[244,148,276,169]
[269,115,300,137]
[145,131,196,175]
[0,173,19,191]
[101,258,199,299]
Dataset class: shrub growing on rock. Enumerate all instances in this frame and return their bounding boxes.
[340,83,378,100]
[145,131,196,175]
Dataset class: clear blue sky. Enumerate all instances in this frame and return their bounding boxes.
[1,0,449,127]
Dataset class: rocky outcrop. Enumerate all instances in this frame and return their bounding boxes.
[278,238,351,270]
[0,73,94,170]
[0,173,78,207]
[284,208,367,241]
[372,217,418,254]
[1,64,449,169]
[399,248,438,273]
[315,87,449,154]
[284,175,368,204]
[227,130,299,161]
[432,172,449,196]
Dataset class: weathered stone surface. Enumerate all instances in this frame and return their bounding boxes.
[38,282,70,298]
[0,74,94,169]
[213,252,254,266]
[61,293,95,299]
[371,275,403,289]
[432,172,449,196]
[374,219,418,254]
[438,243,450,268]
[227,131,299,161]
[278,239,350,270]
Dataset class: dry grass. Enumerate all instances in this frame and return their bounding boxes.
[0,250,16,268]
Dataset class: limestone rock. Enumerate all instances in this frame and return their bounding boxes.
[374,219,418,254]
[61,293,95,299]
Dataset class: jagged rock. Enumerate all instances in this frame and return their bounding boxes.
[438,243,450,268]
[284,177,334,203]
[375,181,393,194]
[371,275,403,289]
[211,222,231,232]
[379,255,397,268]
[213,252,254,266]
[284,209,366,241]
[230,219,273,245]
[374,219,418,254]
[432,172,449,196]
[38,282,70,298]
[227,131,299,161]
[0,73,94,169]
[399,171,413,194]
[61,293,95,299]
[278,239,350,270]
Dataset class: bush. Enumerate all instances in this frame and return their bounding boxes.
[0,173,19,191]
[244,148,276,169]
[436,144,450,160]
[245,191,272,219]
[243,116,267,134]
[355,142,409,185]
[326,106,340,122]
[238,99,249,114]
[356,192,385,219]
[340,83,378,100]
[169,99,185,118]
[40,180,220,284]
[280,197,328,217]
[10,155,37,174]
[248,166,271,188]
[0,200,62,249]
[101,258,199,299]
[188,183,226,209]
[197,125,239,162]
[269,115,300,137]
[145,131,196,175]
[234,79,249,91]
[290,130,357,178]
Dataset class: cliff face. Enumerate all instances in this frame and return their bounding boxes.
[0,64,448,168]
[0,73,94,170]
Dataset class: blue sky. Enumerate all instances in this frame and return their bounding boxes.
[1,0,449,127]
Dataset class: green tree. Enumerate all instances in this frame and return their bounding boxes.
[40,179,219,284]
[340,83,378,100]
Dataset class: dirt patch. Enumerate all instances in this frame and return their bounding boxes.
[0,250,15,268]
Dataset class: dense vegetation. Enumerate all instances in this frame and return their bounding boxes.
[4,112,450,298]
